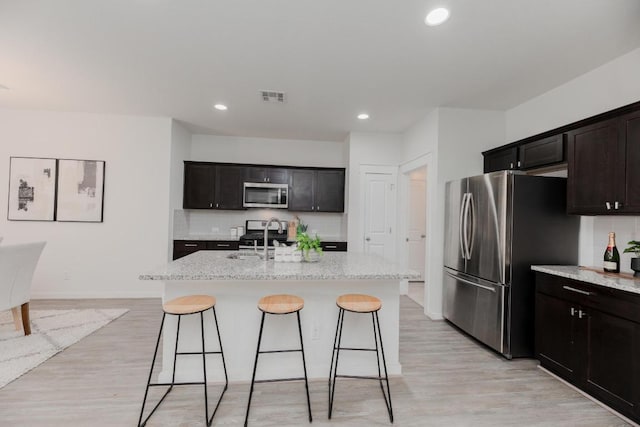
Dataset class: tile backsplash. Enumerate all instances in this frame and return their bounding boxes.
[592,216,640,273]
[173,209,347,240]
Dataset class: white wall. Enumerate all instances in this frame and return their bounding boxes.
[169,120,192,258]
[401,108,505,319]
[0,109,173,298]
[346,132,403,251]
[191,135,346,167]
[505,47,640,272]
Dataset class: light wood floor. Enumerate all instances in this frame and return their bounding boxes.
[0,297,630,426]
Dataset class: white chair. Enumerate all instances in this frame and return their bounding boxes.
[0,242,46,335]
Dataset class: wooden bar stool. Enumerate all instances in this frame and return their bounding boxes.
[138,295,228,427]
[244,294,312,426]
[328,293,393,423]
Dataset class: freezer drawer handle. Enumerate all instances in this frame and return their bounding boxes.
[445,270,496,293]
[562,285,591,296]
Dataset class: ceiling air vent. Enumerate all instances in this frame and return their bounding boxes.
[260,90,286,104]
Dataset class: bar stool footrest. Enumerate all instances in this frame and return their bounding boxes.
[334,346,377,352]
[254,376,306,384]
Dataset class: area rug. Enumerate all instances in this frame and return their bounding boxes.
[0,308,128,389]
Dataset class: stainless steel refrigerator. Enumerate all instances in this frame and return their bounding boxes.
[443,171,579,358]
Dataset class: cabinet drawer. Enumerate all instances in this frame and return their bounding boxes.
[207,241,239,250]
[321,241,347,251]
[174,240,207,251]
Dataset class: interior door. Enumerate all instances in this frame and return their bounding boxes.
[465,172,508,284]
[363,171,396,260]
[443,178,466,272]
[407,176,426,280]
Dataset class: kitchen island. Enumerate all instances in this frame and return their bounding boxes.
[140,251,419,383]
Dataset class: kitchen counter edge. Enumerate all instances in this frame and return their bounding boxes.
[531,265,640,295]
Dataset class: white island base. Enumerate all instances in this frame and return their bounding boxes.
[159,278,400,383]
[140,251,418,384]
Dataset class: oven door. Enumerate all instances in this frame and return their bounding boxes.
[243,182,289,208]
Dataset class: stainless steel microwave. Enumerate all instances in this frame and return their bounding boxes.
[243,182,289,208]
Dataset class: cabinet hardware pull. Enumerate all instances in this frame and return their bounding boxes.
[570,307,576,317]
[317,206,320,210]
[216,203,219,208]
[578,310,586,319]
[605,201,611,210]
[217,244,230,247]
[325,245,337,249]
[517,161,521,168]
[614,201,620,210]
[311,206,314,210]
[209,203,213,208]
[184,244,198,247]
[510,162,514,169]
[563,285,591,296]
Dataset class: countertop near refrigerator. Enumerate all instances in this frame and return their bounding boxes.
[531,265,640,295]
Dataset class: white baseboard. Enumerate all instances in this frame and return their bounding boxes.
[425,308,444,320]
[31,290,162,299]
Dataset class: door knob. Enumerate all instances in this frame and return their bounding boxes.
[365,237,371,241]
[406,238,409,242]
[421,234,426,238]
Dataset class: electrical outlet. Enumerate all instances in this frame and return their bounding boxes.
[311,321,320,340]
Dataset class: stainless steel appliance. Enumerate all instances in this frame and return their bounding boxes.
[243,182,288,208]
[443,171,579,358]
[238,219,289,249]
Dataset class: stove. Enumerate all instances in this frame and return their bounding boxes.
[238,219,289,248]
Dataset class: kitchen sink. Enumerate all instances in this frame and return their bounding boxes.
[226,251,273,260]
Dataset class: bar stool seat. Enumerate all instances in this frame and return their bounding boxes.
[258,294,304,314]
[336,293,381,313]
[138,294,228,427]
[329,293,393,423]
[245,294,312,426]
[164,295,216,315]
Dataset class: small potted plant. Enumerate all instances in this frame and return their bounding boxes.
[623,240,640,277]
[296,232,323,262]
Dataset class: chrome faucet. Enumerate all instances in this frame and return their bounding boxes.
[263,217,283,261]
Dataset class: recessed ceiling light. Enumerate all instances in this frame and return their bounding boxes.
[357,113,370,120]
[425,7,450,26]
[213,103,228,111]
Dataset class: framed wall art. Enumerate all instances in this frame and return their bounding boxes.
[55,159,105,222]
[7,157,57,221]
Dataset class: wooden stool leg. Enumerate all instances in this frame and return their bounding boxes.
[21,303,31,335]
[11,307,22,331]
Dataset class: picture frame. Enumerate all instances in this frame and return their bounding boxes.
[55,159,105,222]
[7,157,57,221]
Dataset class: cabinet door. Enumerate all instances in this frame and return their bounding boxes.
[173,240,207,260]
[183,163,215,209]
[518,134,565,170]
[288,169,315,211]
[215,165,244,209]
[567,118,622,214]
[622,110,640,213]
[483,147,518,173]
[267,167,289,184]
[535,292,581,382]
[245,166,288,183]
[315,169,345,212]
[585,309,640,418]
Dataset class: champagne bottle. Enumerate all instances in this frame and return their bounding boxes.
[603,232,620,273]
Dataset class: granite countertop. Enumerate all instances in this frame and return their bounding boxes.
[531,265,640,295]
[140,251,419,281]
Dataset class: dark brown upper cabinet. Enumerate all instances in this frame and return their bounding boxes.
[518,134,566,170]
[568,110,640,214]
[483,147,518,173]
[183,162,245,210]
[289,168,345,212]
[244,166,288,184]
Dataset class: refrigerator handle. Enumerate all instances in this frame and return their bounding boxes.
[459,193,469,259]
[467,193,475,260]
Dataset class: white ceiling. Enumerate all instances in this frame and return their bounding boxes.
[1,0,639,142]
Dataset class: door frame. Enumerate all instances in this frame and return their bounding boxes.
[359,165,398,260]
[399,154,433,311]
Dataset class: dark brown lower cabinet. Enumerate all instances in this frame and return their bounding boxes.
[173,240,239,260]
[535,272,640,422]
